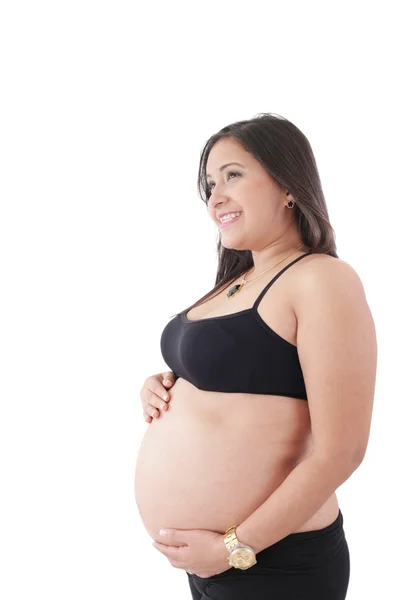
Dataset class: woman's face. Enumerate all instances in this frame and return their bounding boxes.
[206,137,290,251]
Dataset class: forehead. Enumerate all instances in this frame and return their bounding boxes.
[206,138,253,173]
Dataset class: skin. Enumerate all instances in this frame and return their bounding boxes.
[135,137,376,578]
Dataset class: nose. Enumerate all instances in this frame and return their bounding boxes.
[208,196,229,220]
[207,184,230,211]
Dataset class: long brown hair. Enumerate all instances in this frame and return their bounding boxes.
[173,112,338,319]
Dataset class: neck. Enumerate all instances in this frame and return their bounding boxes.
[248,243,307,278]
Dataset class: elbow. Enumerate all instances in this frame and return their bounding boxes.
[313,445,366,479]
[352,444,368,468]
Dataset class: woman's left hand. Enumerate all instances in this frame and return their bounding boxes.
[152,527,232,578]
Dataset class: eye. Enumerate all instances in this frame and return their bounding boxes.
[207,171,241,194]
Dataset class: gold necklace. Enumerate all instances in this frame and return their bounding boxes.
[226,245,306,299]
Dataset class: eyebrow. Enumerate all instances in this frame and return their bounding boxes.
[206,162,245,180]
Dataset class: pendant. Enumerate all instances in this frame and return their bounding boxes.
[227,281,245,298]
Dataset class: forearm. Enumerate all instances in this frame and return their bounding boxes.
[236,451,360,554]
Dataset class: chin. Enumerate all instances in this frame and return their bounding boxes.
[222,241,247,251]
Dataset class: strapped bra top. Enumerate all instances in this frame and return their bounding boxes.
[160,252,313,400]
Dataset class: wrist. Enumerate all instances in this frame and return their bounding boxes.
[235,524,262,555]
[223,525,258,570]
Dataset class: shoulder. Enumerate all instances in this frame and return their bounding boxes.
[292,253,367,311]
[292,252,376,360]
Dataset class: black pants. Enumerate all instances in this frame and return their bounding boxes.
[187,509,350,600]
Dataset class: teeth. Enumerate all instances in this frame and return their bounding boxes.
[220,212,241,222]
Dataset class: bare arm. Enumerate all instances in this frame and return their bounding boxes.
[236,258,377,553]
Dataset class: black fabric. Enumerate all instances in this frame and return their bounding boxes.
[160,252,312,399]
[187,509,350,600]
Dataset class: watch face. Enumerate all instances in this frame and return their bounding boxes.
[230,547,256,569]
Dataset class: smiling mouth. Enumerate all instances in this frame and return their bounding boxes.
[219,213,242,229]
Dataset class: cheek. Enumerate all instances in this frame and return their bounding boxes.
[252,176,275,197]
[250,180,278,212]
[243,200,275,231]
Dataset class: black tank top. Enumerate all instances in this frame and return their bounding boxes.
[160,252,312,400]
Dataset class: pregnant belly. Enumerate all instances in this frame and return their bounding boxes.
[134,379,311,542]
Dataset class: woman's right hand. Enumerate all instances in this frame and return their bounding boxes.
[140,371,177,423]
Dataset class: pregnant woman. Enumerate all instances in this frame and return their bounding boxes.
[134,113,377,599]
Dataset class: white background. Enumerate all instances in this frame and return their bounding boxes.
[0,1,398,598]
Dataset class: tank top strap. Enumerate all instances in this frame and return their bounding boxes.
[253,252,313,310]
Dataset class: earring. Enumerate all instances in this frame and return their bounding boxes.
[285,191,294,208]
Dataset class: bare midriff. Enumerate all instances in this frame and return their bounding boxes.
[134,377,339,545]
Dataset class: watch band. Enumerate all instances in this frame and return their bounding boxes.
[224,525,240,552]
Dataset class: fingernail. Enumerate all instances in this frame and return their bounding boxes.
[163,394,169,400]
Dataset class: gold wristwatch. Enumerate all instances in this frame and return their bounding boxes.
[223,525,257,570]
